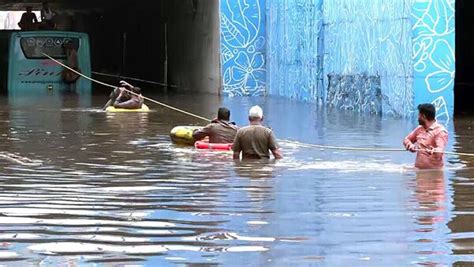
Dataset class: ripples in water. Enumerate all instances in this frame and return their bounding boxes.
[0,94,473,265]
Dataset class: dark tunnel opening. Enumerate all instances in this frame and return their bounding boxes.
[0,0,222,94]
[455,0,474,116]
[84,0,221,94]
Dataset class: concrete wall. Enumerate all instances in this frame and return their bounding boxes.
[35,0,221,94]
[220,0,266,97]
[411,0,455,122]
[167,0,221,94]
[224,0,454,120]
[75,2,167,90]
[266,0,324,102]
[322,0,414,117]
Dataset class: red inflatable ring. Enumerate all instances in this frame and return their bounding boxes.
[194,141,232,151]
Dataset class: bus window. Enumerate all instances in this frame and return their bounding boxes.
[20,37,79,59]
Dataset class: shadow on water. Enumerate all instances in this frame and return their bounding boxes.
[0,90,472,265]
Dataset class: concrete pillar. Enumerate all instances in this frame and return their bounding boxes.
[167,0,221,94]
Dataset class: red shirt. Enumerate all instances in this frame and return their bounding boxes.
[403,122,448,169]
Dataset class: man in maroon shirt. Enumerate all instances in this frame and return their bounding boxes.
[403,103,448,169]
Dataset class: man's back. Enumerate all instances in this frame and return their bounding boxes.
[21,12,35,22]
[193,120,238,143]
[114,94,143,109]
[19,12,37,29]
[232,125,278,159]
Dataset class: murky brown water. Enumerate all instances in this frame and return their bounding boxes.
[0,91,473,266]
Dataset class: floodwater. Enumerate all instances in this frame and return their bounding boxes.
[0,90,473,266]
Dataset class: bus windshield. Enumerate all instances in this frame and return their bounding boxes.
[20,37,79,59]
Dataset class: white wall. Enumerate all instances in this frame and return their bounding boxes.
[0,11,41,30]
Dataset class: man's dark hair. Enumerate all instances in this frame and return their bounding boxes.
[132,86,141,94]
[418,103,436,121]
[217,107,230,121]
[63,41,74,49]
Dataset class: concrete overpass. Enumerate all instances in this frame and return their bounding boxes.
[0,0,221,94]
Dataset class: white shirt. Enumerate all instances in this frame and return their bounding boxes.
[42,8,53,21]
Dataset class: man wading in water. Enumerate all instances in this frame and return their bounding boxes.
[193,107,238,144]
[232,105,283,160]
[403,103,448,169]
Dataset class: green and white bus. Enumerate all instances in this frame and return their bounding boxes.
[0,30,91,93]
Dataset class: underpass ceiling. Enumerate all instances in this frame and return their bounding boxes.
[0,0,137,11]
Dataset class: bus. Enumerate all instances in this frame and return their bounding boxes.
[0,31,91,94]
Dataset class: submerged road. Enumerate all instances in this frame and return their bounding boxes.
[0,92,472,266]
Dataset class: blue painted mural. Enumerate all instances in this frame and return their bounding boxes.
[411,0,455,123]
[266,0,324,102]
[220,0,455,119]
[220,0,266,97]
[322,0,414,117]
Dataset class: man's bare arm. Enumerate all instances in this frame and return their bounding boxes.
[271,148,283,159]
[233,151,240,160]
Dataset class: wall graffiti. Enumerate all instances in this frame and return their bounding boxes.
[220,0,266,97]
[322,0,415,117]
[266,0,324,102]
[411,0,455,123]
[220,0,455,120]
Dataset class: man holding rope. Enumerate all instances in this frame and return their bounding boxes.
[193,107,238,143]
[42,51,472,163]
[103,81,144,110]
[403,103,448,169]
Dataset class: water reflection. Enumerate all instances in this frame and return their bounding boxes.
[449,119,474,264]
[410,170,453,265]
[234,160,277,179]
[414,170,446,228]
[105,112,150,135]
[0,92,472,265]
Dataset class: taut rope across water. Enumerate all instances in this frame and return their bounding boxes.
[43,53,474,158]
[0,152,42,166]
[43,53,211,122]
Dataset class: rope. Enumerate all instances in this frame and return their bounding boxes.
[280,139,474,157]
[440,151,474,157]
[42,53,211,123]
[0,152,42,166]
[42,53,474,158]
[280,140,407,152]
[91,71,177,88]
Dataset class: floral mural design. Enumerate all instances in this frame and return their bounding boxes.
[220,0,266,96]
[412,0,455,123]
[219,0,455,120]
[426,39,454,94]
[224,52,265,96]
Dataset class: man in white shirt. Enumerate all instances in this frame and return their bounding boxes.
[41,2,55,29]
